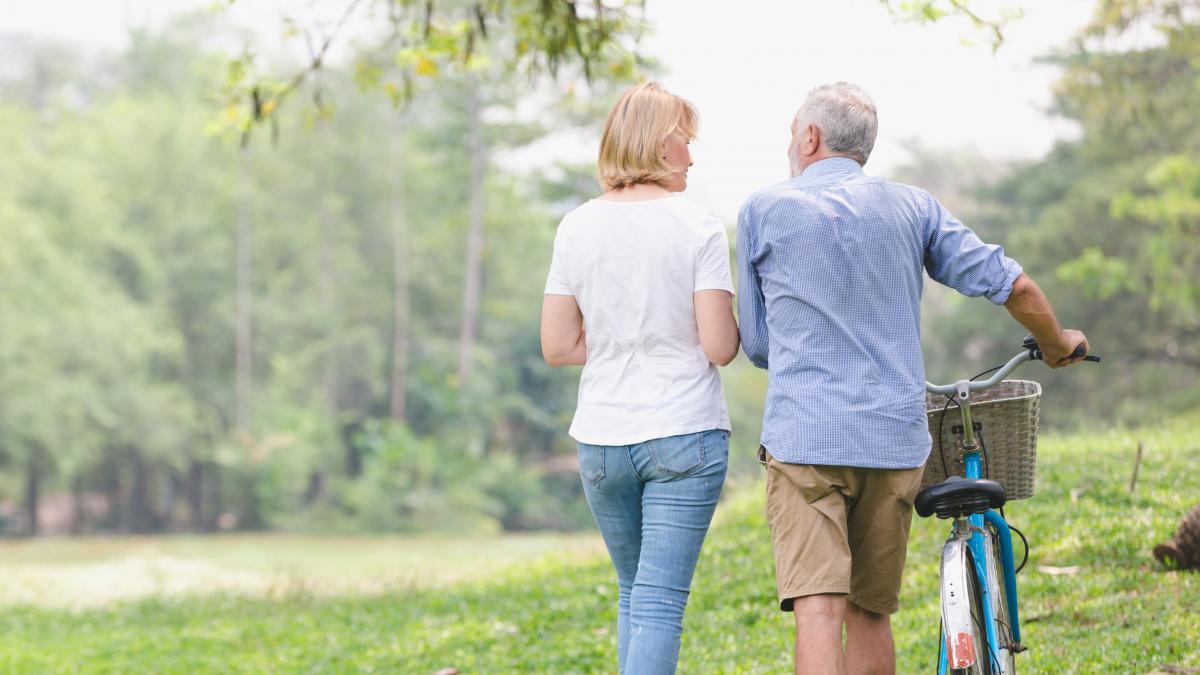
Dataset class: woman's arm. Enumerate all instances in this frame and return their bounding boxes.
[541,294,587,367]
[695,289,739,366]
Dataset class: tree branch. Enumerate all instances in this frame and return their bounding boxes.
[947,0,1005,47]
[240,0,365,147]
[881,0,1015,50]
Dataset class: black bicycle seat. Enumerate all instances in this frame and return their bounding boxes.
[915,476,1007,519]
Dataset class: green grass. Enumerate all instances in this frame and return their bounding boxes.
[0,532,603,607]
[0,415,1198,673]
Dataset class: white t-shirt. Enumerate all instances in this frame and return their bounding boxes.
[544,195,735,446]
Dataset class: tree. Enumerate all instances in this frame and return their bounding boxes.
[957,0,1200,421]
[217,0,647,142]
[880,0,1023,49]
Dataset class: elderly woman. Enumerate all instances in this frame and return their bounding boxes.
[540,81,739,675]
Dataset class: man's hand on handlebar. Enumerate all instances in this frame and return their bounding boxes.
[1040,329,1090,368]
[1004,274,1093,368]
[927,334,1100,395]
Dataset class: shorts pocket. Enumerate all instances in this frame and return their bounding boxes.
[792,465,840,504]
[889,466,925,507]
[578,444,605,487]
[648,432,706,478]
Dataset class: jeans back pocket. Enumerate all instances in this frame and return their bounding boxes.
[648,432,707,478]
[578,444,606,486]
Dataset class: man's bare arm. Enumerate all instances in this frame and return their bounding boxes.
[1003,273,1089,368]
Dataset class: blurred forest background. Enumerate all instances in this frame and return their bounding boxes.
[1,0,1196,538]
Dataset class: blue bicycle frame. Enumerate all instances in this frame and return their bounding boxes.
[935,449,1023,674]
[929,353,1029,673]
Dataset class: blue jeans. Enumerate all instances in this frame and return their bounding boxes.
[578,429,728,675]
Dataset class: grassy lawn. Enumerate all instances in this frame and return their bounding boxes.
[0,532,603,608]
[0,414,1197,673]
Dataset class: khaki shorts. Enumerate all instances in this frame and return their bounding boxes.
[759,447,923,615]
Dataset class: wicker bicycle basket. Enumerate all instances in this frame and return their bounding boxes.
[921,380,1041,500]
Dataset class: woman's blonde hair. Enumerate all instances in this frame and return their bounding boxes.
[597,82,698,191]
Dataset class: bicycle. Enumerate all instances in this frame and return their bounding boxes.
[916,335,1100,674]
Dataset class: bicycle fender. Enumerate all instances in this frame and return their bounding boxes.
[941,538,980,670]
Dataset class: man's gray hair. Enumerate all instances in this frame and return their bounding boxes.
[794,82,878,164]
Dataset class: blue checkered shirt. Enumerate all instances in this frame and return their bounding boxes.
[737,157,1023,469]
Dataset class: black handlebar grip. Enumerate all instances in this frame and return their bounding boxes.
[1070,345,1102,363]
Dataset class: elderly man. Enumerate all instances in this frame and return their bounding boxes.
[737,82,1089,674]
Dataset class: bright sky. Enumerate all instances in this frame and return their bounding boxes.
[645,0,1095,219]
[8,0,1095,221]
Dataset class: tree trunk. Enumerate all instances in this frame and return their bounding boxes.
[103,469,122,532]
[342,420,364,478]
[206,461,222,532]
[390,126,411,422]
[457,84,487,385]
[176,300,210,532]
[24,457,39,537]
[186,459,204,531]
[235,152,254,437]
[71,474,85,535]
[234,153,255,529]
[302,470,325,506]
[317,125,341,423]
[128,453,151,534]
[240,470,262,530]
[161,471,179,531]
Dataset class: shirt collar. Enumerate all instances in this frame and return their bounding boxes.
[799,156,864,180]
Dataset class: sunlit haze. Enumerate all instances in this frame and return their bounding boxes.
[10,0,1094,220]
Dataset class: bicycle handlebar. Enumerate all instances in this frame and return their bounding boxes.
[1053,344,1101,363]
[926,351,1033,396]
[925,343,1102,396]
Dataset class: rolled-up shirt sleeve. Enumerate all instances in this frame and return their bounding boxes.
[737,202,770,369]
[922,191,1023,304]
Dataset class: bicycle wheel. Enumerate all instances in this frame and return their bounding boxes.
[940,539,989,674]
[984,525,1017,674]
